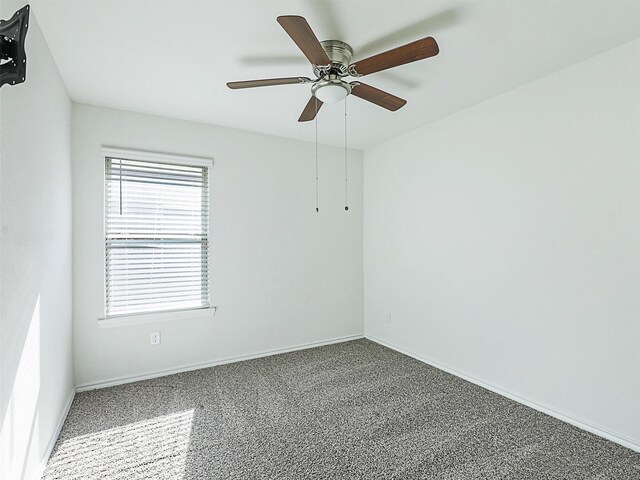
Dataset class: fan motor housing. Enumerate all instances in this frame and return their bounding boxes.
[313,40,353,77]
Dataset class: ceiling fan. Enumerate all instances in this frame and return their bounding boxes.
[227,16,439,122]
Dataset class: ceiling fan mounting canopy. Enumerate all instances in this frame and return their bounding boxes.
[226,15,439,122]
[313,40,354,77]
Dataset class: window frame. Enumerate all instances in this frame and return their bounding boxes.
[98,147,215,328]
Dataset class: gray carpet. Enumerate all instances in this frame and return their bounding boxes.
[43,339,640,479]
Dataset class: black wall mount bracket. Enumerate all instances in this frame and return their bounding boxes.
[0,4,29,88]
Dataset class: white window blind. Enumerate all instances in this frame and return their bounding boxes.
[105,155,210,318]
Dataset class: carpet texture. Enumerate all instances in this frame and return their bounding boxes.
[43,339,640,479]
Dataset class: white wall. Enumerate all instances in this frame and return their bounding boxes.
[364,39,640,446]
[72,104,363,387]
[0,3,74,479]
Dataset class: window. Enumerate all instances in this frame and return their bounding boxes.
[104,149,212,320]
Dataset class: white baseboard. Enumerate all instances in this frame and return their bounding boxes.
[76,333,364,392]
[37,387,75,478]
[365,334,640,454]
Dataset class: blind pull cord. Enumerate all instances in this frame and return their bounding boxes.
[119,159,123,216]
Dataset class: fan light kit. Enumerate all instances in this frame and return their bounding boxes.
[227,15,439,211]
[312,76,351,104]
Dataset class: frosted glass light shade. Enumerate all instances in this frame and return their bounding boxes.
[314,83,349,103]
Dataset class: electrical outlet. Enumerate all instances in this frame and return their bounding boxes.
[150,331,161,345]
[385,312,391,324]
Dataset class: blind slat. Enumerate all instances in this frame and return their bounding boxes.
[107,277,209,287]
[108,295,207,307]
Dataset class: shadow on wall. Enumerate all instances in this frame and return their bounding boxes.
[0,295,42,479]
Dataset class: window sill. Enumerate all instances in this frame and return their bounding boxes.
[97,306,217,328]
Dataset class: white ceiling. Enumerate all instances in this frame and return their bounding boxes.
[32,0,640,150]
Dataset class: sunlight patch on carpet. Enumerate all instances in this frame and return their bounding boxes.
[44,409,194,479]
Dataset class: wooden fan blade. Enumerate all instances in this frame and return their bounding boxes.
[350,83,407,111]
[350,37,439,76]
[227,77,310,89]
[277,16,331,66]
[298,96,323,122]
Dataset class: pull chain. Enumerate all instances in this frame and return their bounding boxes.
[344,98,349,211]
[315,96,319,213]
